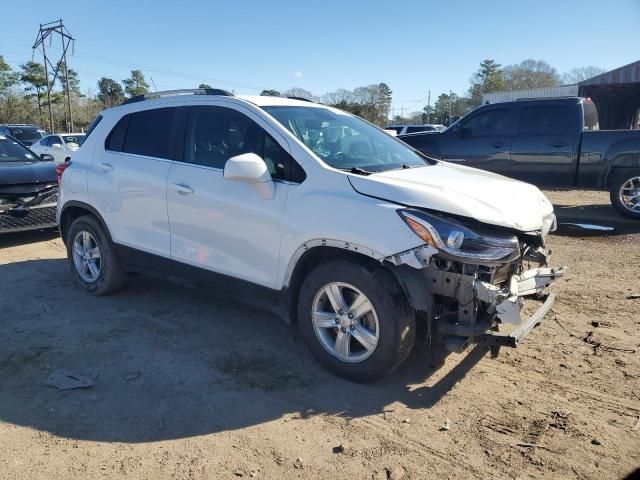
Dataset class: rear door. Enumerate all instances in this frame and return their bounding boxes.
[510,104,576,185]
[89,105,181,266]
[438,106,516,175]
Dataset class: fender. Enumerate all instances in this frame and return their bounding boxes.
[600,138,640,187]
[59,200,113,244]
[281,238,389,288]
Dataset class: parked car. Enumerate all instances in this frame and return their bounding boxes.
[0,134,58,234]
[30,133,86,164]
[385,124,445,136]
[0,124,48,146]
[57,89,564,382]
[398,97,640,219]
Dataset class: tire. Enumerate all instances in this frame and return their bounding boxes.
[297,260,415,382]
[609,168,640,220]
[66,215,125,295]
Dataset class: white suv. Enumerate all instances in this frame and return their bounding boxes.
[57,89,564,382]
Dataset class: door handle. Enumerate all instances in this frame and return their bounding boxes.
[551,141,568,148]
[492,141,507,148]
[172,183,195,195]
[98,162,114,172]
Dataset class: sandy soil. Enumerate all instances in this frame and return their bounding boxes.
[1,190,639,480]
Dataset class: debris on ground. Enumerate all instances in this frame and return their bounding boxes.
[633,417,640,431]
[440,418,451,431]
[591,439,602,446]
[627,294,640,300]
[293,458,303,469]
[385,465,407,480]
[332,443,346,454]
[123,371,140,381]
[44,369,94,391]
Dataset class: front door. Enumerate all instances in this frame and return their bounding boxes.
[440,106,516,176]
[166,104,294,289]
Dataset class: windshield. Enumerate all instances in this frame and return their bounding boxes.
[9,127,46,142]
[264,106,429,173]
[62,134,85,146]
[0,136,40,162]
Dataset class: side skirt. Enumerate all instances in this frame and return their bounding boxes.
[114,243,290,320]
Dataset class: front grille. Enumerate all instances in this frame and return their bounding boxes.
[0,205,57,233]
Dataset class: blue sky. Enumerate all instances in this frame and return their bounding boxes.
[1,0,639,114]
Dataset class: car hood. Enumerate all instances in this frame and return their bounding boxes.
[348,162,554,232]
[0,160,57,186]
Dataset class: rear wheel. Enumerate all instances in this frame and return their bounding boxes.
[66,215,125,295]
[297,260,415,382]
[610,169,640,219]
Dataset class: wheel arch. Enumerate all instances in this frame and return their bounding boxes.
[59,201,113,246]
[284,243,418,325]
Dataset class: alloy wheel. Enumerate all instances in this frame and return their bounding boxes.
[311,282,380,363]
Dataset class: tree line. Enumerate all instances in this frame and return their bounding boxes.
[0,52,605,132]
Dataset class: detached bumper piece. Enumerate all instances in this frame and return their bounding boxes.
[475,293,555,348]
[0,203,57,233]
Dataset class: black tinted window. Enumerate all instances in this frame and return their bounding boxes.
[105,116,129,152]
[520,107,569,135]
[406,126,432,134]
[184,106,305,182]
[122,108,175,159]
[463,109,513,136]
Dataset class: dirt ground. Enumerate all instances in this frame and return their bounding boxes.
[1,189,639,480]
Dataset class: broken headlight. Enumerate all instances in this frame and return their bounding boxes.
[398,209,519,263]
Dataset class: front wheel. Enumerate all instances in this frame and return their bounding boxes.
[610,169,640,219]
[297,260,415,382]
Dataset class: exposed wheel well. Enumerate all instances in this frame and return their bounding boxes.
[59,203,111,246]
[286,246,408,324]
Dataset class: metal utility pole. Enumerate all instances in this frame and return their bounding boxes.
[32,20,75,132]
[426,90,431,123]
[449,90,453,125]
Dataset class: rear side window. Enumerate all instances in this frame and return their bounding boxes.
[106,108,176,158]
[520,107,569,135]
[122,108,175,159]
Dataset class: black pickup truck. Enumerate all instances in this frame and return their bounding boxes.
[399,97,640,219]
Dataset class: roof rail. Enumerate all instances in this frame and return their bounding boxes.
[516,96,580,101]
[287,96,313,103]
[121,88,234,106]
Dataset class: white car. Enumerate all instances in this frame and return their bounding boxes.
[30,133,85,163]
[385,124,445,136]
[57,89,564,382]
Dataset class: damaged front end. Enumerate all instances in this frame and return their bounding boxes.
[389,208,566,354]
[0,183,58,234]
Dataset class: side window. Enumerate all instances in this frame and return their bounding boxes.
[520,107,569,135]
[462,109,512,137]
[40,136,51,146]
[105,116,129,152]
[122,108,175,159]
[183,106,305,182]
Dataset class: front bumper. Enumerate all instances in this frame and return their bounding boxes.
[423,263,566,352]
[0,201,58,234]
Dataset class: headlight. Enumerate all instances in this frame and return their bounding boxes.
[398,209,519,263]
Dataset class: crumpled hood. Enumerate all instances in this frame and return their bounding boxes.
[348,162,555,232]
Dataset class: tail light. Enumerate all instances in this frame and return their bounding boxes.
[56,161,72,183]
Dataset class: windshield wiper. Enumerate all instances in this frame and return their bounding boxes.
[337,167,374,176]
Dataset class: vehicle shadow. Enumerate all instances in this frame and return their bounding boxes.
[553,203,640,237]
[0,257,486,443]
[0,228,59,248]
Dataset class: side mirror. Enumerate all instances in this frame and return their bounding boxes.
[40,153,55,161]
[52,143,62,149]
[224,153,275,200]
